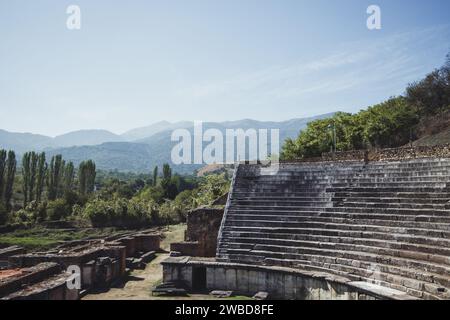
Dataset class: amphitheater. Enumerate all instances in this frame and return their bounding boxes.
[163,147,450,300]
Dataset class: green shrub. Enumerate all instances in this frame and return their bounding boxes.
[46,199,71,221]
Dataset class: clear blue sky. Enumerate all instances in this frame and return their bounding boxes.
[0,0,449,136]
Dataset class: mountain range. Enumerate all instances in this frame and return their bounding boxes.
[0,113,335,174]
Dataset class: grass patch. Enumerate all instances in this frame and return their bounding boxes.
[0,226,123,251]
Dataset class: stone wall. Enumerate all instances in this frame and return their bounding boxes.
[0,262,80,300]
[320,144,450,162]
[161,257,399,300]
[185,208,224,257]
[5,232,161,297]
[0,246,25,269]
[170,242,200,257]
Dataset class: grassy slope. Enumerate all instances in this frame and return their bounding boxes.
[412,127,450,146]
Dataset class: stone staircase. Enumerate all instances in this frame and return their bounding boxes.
[216,159,450,300]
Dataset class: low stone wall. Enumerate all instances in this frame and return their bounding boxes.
[320,144,450,162]
[0,246,25,268]
[162,257,414,300]
[170,242,200,256]
[1,270,79,300]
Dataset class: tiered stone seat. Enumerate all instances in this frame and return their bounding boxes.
[217,159,450,300]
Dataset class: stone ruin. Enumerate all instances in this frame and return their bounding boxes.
[171,207,224,257]
[0,232,160,300]
[163,145,450,300]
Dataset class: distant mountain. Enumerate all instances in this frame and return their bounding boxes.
[137,114,336,147]
[47,142,202,175]
[54,129,123,147]
[121,121,193,141]
[0,129,54,153]
[1,113,336,173]
[0,129,123,153]
[47,113,335,173]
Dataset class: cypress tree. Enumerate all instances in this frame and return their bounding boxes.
[47,155,63,201]
[152,166,158,187]
[35,152,46,202]
[4,151,16,209]
[64,162,75,192]
[0,149,6,200]
[22,152,31,206]
[29,152,38,202]
[78,160,96,195]
[86,160,96,194]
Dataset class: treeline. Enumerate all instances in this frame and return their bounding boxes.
[21,153,96,205]
[0,150,97,225]
[1,150,230,229]
[84,163,229,228]
[281,53,450,160]
[84,171,229,228]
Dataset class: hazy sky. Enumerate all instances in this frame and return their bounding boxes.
[0,0,449,136]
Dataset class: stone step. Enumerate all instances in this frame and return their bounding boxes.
[240,175,450,183]
[333,202,447,210]
[327,186,450,193]
[228,206,450,216]
[226,210,450,224]
[233,191,450,198]
[221,247,450,297]
[225,214,450,232]
[220,235,450,268]
[331,197,450,204]
[260,257,443,300]
[235,186,450,193]
[220,160,450,299]
[233,195,450,203]
[331,191,450,199]
[222,219,450,238]
[221,230,450,257]
[255,165,450,174]
[221,225,450,248]
[231,200,331,207]
[231,200,447,209]
[262,163,450,170]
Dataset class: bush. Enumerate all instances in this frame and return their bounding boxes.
[46,199,71,221]
[83,198,152,228]
[83,199,113,227]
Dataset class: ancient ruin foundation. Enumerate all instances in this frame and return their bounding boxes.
[0,233,160,300]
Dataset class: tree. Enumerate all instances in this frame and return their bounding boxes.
[63,162,75,192]
[47,155,63,201]
[21,151,39,206]
[22,152,30,206]
[406,52,450,115]
[78,160,96,196]
[29,152,38,202]
[162,163,172,180]
[3,151,16,210]
[35,152,46,203]
[152,166,158,187]
[281,98,418,160]
[0,149,6,201]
